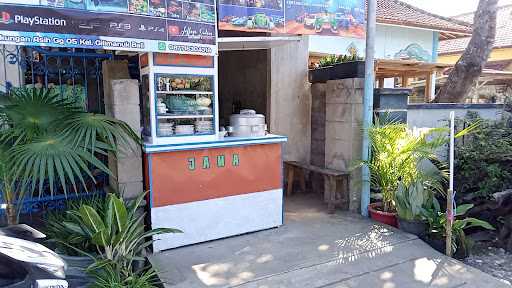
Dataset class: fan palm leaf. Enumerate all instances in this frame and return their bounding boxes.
[0,88,140,198]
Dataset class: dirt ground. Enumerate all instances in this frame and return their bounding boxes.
[464,235,512,285]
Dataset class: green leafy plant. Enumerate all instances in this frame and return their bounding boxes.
[44,196,105,256]
[317,53,364,68]
[395,179,439,221]
[360,121,448,212]
[360,119,479,213]
[87,260,161,288]
[0,88,140,223]
[425,203,495,255]
[62,193,180,269]
[455,112,512,199]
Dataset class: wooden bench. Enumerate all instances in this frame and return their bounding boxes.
[284,161,350,214]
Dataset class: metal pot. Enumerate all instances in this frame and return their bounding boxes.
[228,110,267,137]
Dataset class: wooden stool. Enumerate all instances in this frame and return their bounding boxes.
[285,161,307,196]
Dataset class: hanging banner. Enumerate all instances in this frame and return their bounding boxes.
[218,0,285,33]
[218,0,365,38]
[0,0,217,55]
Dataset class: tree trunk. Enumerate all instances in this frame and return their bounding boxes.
[5,204,17,226]
[434,0,498,103]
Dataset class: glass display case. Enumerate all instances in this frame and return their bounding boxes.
[140,52,218,145]
[155,74,214,137]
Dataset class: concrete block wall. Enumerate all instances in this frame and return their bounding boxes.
[102,60,143,200]
[310,83,326,167]
[311,78,364,212]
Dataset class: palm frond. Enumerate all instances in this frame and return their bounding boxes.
[0,88,79,144]
[9,134,112,196]
[0,88,140,199]
[59,113,141,155]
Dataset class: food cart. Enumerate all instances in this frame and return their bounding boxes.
[140,52,287,251]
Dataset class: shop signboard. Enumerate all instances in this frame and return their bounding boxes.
[0,0,217,55]
[218,0,365,38]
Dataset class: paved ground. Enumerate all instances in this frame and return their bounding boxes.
[150,194,510,288]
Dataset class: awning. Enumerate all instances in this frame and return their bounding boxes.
[218,36,302,51]
[375,59,451,79]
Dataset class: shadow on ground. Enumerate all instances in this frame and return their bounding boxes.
[150,194,510,288]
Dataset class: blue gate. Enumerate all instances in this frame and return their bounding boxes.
[0,45,114,215]
[0,45,113,113]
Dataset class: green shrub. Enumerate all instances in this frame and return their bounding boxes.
[44,196,105,256]
[455,111,512,199]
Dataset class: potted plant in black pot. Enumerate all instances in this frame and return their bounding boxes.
[309,54,365,83]
[423,203,495,259]
[395,180,437,237]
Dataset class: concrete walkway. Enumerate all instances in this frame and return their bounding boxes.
[150,194,510,288]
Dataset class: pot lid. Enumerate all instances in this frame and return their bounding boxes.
[231,109,264,118]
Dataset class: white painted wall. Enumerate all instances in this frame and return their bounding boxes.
[309,35,366,57]
[0,45,22,93]
[309,24,435,62]
[375,25,433,61]
[407,105,506,130]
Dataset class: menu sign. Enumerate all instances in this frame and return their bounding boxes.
[0,0,217,55]
[218,0,365,38]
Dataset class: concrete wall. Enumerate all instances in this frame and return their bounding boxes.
[269,36,311,163]
[102,60,143,200]
[407,104,506,129]
[324,79,364,212]
[218,50,269,126]
[310,83,326,167]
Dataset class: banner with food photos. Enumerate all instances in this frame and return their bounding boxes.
[218,0,365,38]
[0,0,217,55]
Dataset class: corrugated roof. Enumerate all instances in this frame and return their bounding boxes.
[439,5,512,55]
[375,0,473,36]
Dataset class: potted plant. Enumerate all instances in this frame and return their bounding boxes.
[66,192,181,287]
[309,53,365,83]
[44,196,105,279]
[361,121,458,227]
[395,180,436,236]
[424,203,495,258]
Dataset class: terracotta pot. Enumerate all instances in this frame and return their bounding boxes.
[368,203,398,228]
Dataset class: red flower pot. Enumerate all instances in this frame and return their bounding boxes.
[368,202,398,228]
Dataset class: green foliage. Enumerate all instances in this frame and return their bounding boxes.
[455,111,512,199]
[61,193,180,270]
[359,120,449,212]
[55,192,181,286]
[425,203,495,254]
[395,180,439,221]
[88,260,160,288]
[44,196,105,256]
[0,88,140,200]
[317,53,364,68]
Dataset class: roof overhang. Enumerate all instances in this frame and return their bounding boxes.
[218,36,302,51]
[375,59,451,78]
[376,21,472,40]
